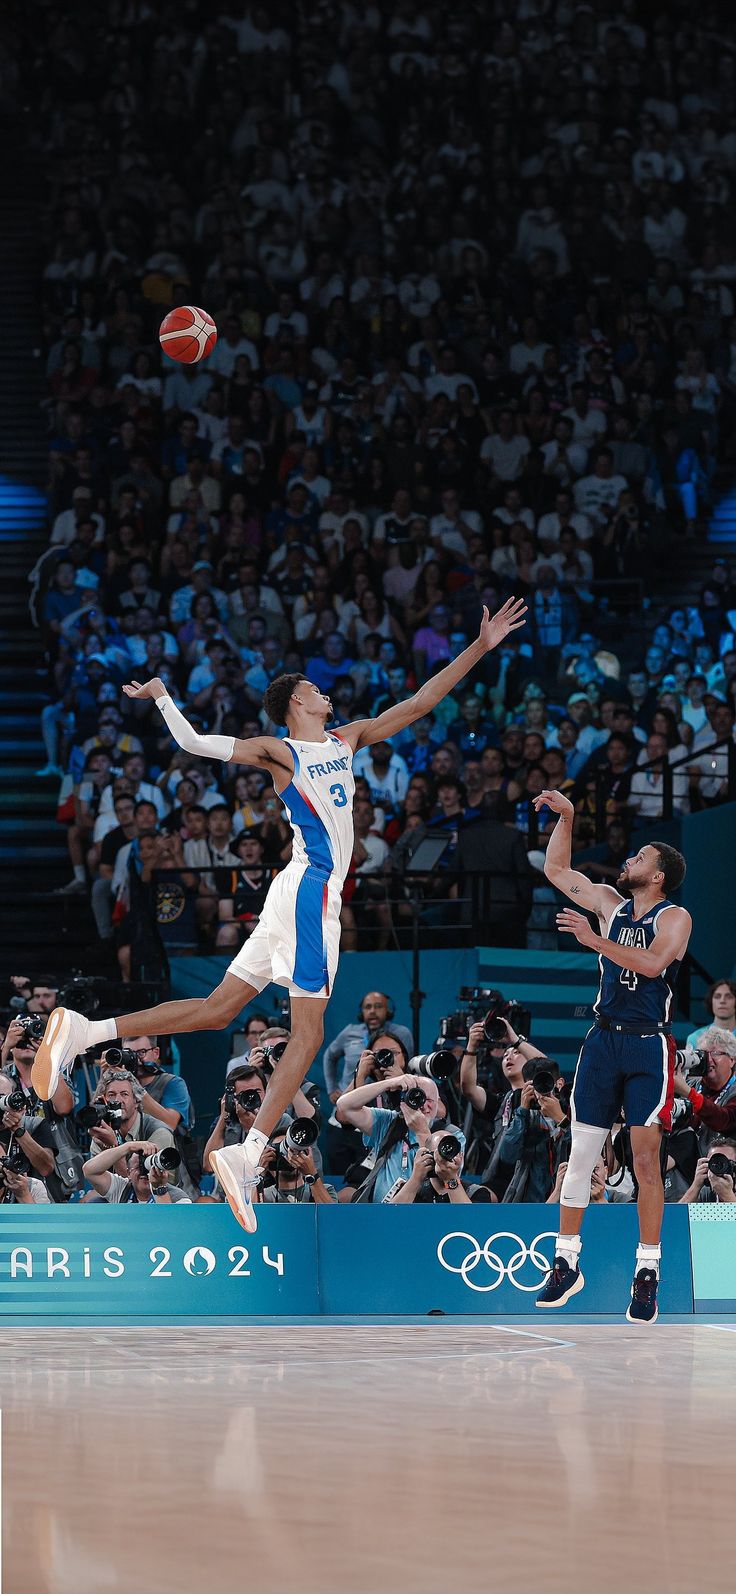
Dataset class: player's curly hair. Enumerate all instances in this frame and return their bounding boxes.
[649,841,687,894]
[262,672,306,726]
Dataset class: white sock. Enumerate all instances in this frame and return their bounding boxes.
[86,1018,117,1045]
[244,1127,269,1167]
[636,1242,661,1278]
[73,865,85,883]
[556,1234,582,1271]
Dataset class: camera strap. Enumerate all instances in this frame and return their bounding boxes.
[351,1115,408,1204]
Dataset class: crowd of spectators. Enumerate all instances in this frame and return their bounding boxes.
[25,0,736,973]
[3,975,735,1204]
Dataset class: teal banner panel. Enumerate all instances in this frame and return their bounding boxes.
[689,1206,736,1313]
[317,1204,693,1316]
[0,1206,319,1317]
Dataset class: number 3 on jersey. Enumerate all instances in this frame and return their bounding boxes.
[619,968,638,991]
[329,783,347,808]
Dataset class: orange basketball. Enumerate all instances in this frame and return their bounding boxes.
[159,305,217,364]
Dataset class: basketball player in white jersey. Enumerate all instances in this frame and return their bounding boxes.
[32,597,525,1228]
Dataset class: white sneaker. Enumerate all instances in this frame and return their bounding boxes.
[53,879,87,895]
[210,1143,260,1233]
[31,1007,90,1100]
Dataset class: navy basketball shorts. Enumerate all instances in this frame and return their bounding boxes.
[571,1025,676,1131]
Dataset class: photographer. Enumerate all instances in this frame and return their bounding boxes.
[678,1138,736,1205]
[83,1140,192,1203]
[461,1016,545,1185]
[0,1163,51,1204]
[322,990,413,1104]
[336,1075,448,1203]
[88,1067,176,1156]
[259,1125,338,1205]
[119,1036,200,1195]
[674,1028,736,1152]
[325,1031,409,1176]
[0,1019,71,1197]
[203,1063,266,1178]
[251,1032,321,1123]
[387,1129,472,1204]
[548,1156,609,1206]
[1,1015,75,1117]
[495,1057,571,1202]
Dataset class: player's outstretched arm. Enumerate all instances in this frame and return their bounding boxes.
[535,790,623,921]
[338,598,527,751]
[122,680,293,786]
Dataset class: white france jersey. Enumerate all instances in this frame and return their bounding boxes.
[281,733,355,886]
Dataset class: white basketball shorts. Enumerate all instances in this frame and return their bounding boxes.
[226,863,342,1000]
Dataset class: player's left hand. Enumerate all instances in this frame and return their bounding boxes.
[556,908,598,948]
[478,597,527,652]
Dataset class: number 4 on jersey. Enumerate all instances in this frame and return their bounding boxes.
[619,968,638,991]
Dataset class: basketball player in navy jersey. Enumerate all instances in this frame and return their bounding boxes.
[32,597,526,1231]
[532,789,690,1323]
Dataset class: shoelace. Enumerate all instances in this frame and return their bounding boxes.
[632,1268,657,1302]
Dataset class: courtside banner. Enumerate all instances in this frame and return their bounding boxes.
[0,1206,319,1316]
[318,1204,694,1316]
[0,1205,694,1317]
[689,1206,736,1313]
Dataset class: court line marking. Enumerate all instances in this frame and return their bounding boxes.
[704,1323,736,1333]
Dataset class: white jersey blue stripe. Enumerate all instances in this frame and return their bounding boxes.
[280,733,355,885]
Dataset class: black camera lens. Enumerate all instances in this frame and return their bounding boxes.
[372,1048,397,1071]
[437,1133,462,1161]
[483,1008,508,1045]
[238,1089,262,1113]
[708,1153,735,1181]
[404,1085,426,1111]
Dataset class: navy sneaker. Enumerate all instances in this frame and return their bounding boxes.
[626,1267,659,1324]
[535,1256,585,1309]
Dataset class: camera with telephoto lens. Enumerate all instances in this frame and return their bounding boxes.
[436,1133,462,1162]
[141,1147,181,1175]
[676,1046,708,1080]
[283,1117,319,1154]
[708,1153,736,1184]
[224,1084,262,1122]
[522,1060,558,1096]
[104,1045,140,1071]
[76,1100,126,1131]
[261,1039,288,1066]
[14,1015,46,1044]
[0,1089,26,1114]
[408,1049,457,1082]
[0,1152,26,1176]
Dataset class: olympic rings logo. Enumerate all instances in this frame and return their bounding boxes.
[436,1230,558,1292]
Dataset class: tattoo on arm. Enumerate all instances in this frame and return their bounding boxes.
[570,886,580,895]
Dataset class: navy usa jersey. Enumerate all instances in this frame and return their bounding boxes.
[595,898,682,1027]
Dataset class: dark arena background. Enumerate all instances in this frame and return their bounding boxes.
[0,1,734,1590]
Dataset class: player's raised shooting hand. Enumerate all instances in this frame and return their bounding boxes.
[478,597,527,653]
[122,678,168,702]
[556,908,598,948]
[533,788,575,819]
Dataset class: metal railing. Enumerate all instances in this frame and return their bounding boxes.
[593,733,736,840]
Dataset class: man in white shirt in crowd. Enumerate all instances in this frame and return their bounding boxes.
[508,315,551,376]
[573,446,629,529]
[563,382,609,449]
[628,732,690,818]
[353,740,410,812]
[538,487,594,551]
[481,409,531,481]
[429,488,483,554]
[687,696,736,802]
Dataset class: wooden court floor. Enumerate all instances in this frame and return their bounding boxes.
[2,1319,733,1594]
